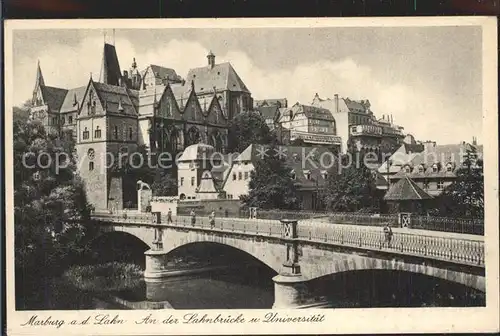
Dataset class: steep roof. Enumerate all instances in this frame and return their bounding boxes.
[148,64,182,82]
[179,143,216,162]
[254,98,287,108]
[257,105,280,120]
[197,170,222,194]
[185,62,250,93]
[384,176,433,201]
[99,43,122,86]
[291,104,334,121]
[92,81,137,116]
[59,86,87,113]
[41,85,68,111]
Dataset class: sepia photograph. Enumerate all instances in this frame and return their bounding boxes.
[4,17,499,335]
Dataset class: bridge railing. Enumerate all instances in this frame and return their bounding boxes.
[297,223,484,266]
[91,211,160,224]
[166,215,283,237]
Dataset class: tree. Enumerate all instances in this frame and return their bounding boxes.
[13,100,32,124]
[13,118,94,278]
[227,111,276,153]
[240,145,300,209]
[438,150,484,218]
[321,154,379,212]
[151,170,178,196]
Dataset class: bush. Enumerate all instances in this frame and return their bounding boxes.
[63,262,143,292]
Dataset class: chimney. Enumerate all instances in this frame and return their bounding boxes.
[472,136,477,146]
[334,94,339,113]
[391,114,393,124]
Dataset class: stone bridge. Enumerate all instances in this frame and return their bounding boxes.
[91,212,485,308]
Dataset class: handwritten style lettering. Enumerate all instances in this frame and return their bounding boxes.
[21,315,65,329]
[183,313,246,324]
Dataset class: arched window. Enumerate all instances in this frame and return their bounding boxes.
[187,126,201,145]
[191,176,195,186]
[129,127,133,140]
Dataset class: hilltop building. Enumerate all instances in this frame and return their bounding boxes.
[312,93,405,155]
[277,103,342,151]
[29,42,252,211]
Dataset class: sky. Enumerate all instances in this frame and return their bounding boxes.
[11,26,483,145]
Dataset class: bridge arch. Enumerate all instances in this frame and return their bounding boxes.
[301,255,485,292]
[162,230,284,274]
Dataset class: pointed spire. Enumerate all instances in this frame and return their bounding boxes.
[99,42,122,85]
[132,57,137,69]
[191,79,195,91]
[34,60,45,92]
[204,98,207,112]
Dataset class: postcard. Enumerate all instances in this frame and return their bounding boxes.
[4,17,499,335]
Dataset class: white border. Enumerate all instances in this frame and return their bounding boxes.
[4,17,499,335]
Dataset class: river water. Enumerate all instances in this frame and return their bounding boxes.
[18,261,485,310]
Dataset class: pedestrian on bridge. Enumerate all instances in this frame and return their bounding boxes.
[190,210,196,226]
[209,211,216,228]
[383,225,393,248]
[167,208,173,223]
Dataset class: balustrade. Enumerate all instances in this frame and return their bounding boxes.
[91,213,484,266]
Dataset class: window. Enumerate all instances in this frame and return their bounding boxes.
[114,126,118,139]
[82,127,89,140]
[418,165,424,173]
[51,117,58,126]
[446,164,453,172]
[180,177,184,186]
[191,177,195,186]
[437,180,444,190]
[69,115,73,124]
[129,127,133,140]
[244,171,249,180]
[87,148,95,159]
[238,172,242,180]
[89,161,94,171]
[232,173,237,181]
[94,126,101,138]
[405,166,411,173]
[67,130,73,141]
[432,164,438,173]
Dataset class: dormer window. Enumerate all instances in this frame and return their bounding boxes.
[446,163,453,172]
[405,166,411,173]
[418,165,424,173]
[432,164,438,173]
